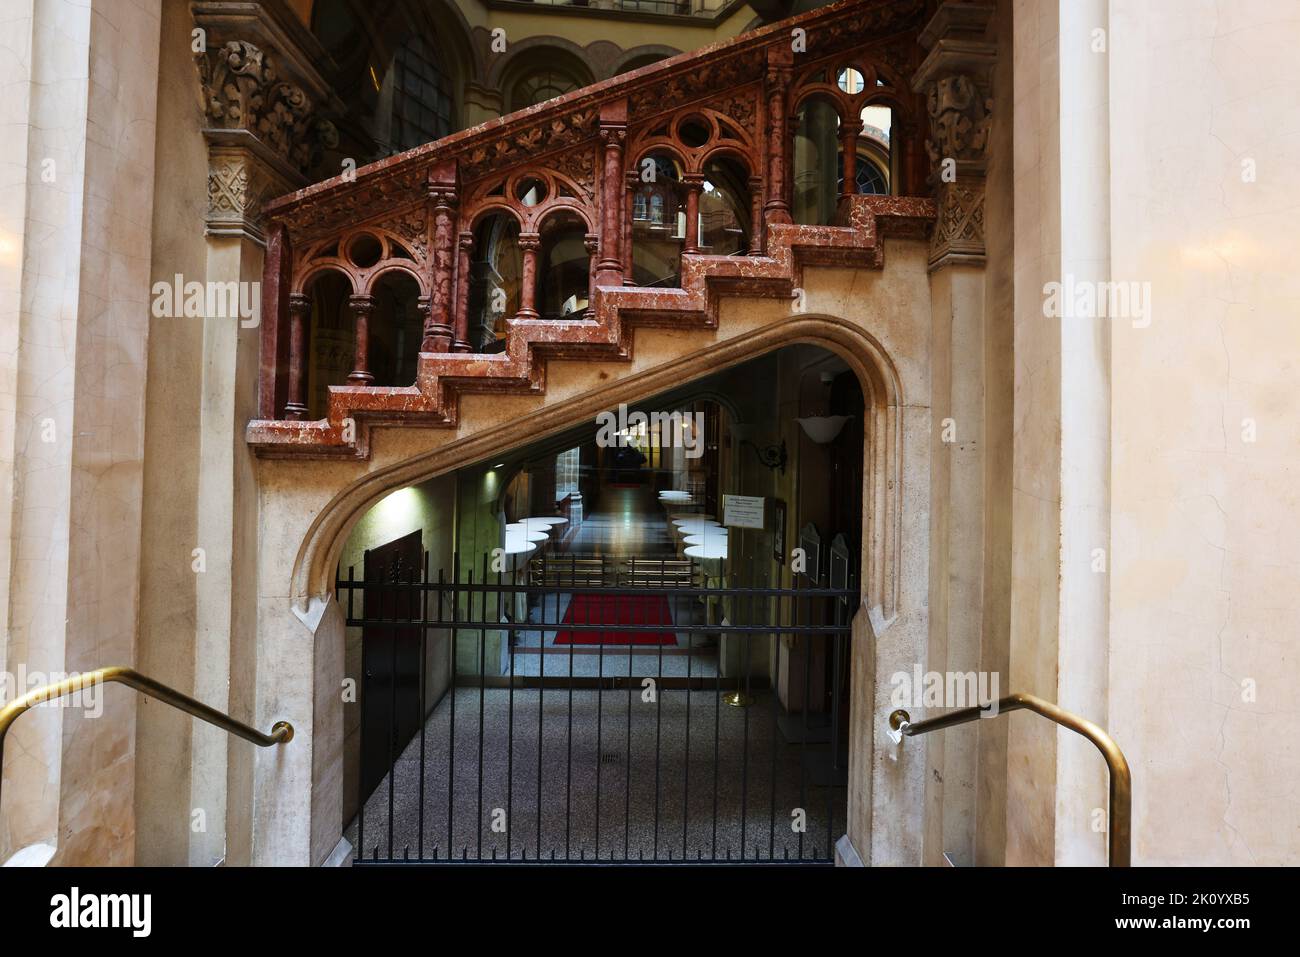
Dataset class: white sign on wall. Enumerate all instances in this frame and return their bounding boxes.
[723,494,766,529]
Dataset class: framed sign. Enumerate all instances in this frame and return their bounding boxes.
[722,494,765,529]
[772,499,787,563]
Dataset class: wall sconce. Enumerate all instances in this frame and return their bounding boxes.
[795,415,852,444]
[741,438,788,474]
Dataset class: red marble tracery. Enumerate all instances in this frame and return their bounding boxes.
[250,0,936,457]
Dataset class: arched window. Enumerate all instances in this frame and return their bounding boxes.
[389,36,452,152]
[510,68,583,110]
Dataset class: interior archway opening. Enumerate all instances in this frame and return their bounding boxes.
[333,342,865,864]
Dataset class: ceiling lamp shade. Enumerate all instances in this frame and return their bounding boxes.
[796,415,852,444]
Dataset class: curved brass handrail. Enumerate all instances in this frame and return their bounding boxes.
[889,692,1131,867]
[0,666,292,809]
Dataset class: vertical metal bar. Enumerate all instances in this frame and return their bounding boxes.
[387,586,398,861]
[624,553,634,861]
[653,555,665,860]
[711,556,722,861]
[418,552,429,860]
[799,578,810,861]
[593,553,604,860]
[447,557,457,860]
[768,581,780,861]
[350,562,364,862]
[535,565,544,861]
[475,558,486,861]
[682,580,691,862]
[740,584,750,860]
[505,558,514,860]
[565,553,575,861]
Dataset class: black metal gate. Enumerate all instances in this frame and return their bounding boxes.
[337,552,854,865]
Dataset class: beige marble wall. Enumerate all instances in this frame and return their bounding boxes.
[1006,0,1064,866]
[0,0,162,865]
[1107,0,1300,866]
[974,0,1015,868]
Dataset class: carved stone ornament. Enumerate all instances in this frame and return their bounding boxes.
[205,144,296,241]
[925,74,992,167]
[930,182,985,265]
[196,40,336,175]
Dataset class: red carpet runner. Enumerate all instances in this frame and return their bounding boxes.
[554,593,677,646]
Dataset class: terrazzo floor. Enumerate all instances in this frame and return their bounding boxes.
[346,685,847,864]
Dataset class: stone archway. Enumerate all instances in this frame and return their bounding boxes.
[257,311,930,867]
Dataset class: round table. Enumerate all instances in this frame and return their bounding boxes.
[683,528,728,548]
[506,523,550,543]
[673,518,722,533]
[520,516,568,529]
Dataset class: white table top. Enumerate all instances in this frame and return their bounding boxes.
[506,523,550,543]
[684,542,728,560]
[521,516,567,527]
[501,534,539,557]
[683,530,729,547]
[673,518,723,531]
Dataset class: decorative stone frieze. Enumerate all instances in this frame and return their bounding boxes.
[196,41,322,171]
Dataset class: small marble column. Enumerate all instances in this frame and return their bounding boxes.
[624,169,639,285]
[595,125,626,287]
[453,231,473,352]
[683,173,704,254]
[284,292,311,419]
[424,185,457,352]
[840,119,864,203]
[584,233,599,299]
[763,49,793,228]
[517,233,541,320]
[748,175,764,254]
[347,294,375,384]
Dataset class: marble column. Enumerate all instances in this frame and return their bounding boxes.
[595,119,627,287]
[348,295,376,383]
[517,234,541,320]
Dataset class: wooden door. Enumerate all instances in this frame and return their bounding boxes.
[360,530,424,802]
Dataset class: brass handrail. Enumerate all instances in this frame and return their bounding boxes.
[888,692,1131,867]
[0,666,292,808]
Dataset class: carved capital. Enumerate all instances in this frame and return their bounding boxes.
[195,39,336,177]
[911,1,997,267]
[348,294,376,316]
[923,74,992,169]
[204,143,296,243]
[929,179,987,268]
